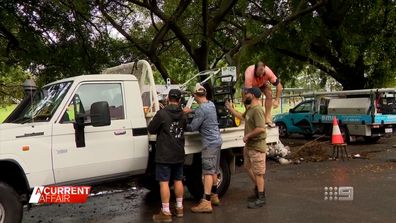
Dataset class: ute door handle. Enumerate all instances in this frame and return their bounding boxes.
[114,130,127,136]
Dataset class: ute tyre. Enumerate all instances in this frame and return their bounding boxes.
[185,155,231,199]
[185,155,203,200]
[0,182,23,223]
[217,157,231,197]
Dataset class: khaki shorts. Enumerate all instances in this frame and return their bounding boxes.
[244,147,266,175]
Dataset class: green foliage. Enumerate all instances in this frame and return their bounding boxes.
[0,0,394,95]
[0,0,140,86]
[0,63,29,105]
[266,0,396,89]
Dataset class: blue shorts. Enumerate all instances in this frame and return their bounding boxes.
[155,163,184,182]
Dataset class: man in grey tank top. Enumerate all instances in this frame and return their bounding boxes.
[184,84,223,213]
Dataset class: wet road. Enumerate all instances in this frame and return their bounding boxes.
[23,137,396,223]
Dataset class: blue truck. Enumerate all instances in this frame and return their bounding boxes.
[273,89,396,143]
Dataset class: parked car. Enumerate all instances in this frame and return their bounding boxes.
[274,89,396,142]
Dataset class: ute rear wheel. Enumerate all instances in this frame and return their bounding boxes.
[185,155,231,199]
[0,182,23,223]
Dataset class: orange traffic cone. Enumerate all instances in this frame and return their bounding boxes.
[331,117,344,145]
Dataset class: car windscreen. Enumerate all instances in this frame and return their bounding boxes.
[8,81,72,123]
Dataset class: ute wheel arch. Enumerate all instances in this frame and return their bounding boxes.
[0,161,30,200]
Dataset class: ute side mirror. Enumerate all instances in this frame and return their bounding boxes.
[90,101,111,127]
[73,101,111,148]
[289,108,294,113]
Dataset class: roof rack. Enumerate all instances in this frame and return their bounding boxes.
[281,88,396,99]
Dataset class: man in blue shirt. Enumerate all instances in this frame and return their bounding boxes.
[184,84,223,213]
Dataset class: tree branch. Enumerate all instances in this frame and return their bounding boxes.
[228,0,327,60]
[275,47,337,78]
[97,0,148,54]
[208,0,239,36]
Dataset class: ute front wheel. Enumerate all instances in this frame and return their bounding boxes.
[0,182,23,223]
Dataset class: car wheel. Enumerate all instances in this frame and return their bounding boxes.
[276,122,288,137]
[0,182,23,223]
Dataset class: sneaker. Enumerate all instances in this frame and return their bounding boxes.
[211,194,220,206]
[247,197,266,209]
[175,207,183,218]
[153,210,172,222]
[191,199,213,213]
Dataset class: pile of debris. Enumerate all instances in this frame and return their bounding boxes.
[267,141,292,164]
[267,136,334,164]
[290,140,328,162]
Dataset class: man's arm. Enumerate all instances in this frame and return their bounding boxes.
[273,82,283,107]
[147,112,163,134]
[244,127,266,143]
[266,66,283,108]
[186,108,204,132]
[225,100,244,120]
[244,65,255,88]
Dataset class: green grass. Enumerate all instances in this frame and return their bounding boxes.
[0,105,16,123]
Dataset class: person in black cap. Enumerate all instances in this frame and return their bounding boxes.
[148,89,187,222]
[226,87,267,209]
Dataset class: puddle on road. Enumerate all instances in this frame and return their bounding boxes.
[90,186,139,198]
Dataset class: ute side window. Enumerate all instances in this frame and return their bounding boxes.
[294,100,313,113]
[61,83,124,123]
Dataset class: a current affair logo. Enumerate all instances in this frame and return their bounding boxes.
[29,186,91,204]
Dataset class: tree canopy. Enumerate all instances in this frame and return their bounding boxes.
[0,0,394,96]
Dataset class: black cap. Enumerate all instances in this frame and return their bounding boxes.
[168,89,182,99]
[244,87,262,98]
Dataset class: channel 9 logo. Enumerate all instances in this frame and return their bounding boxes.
[324,186,353,201]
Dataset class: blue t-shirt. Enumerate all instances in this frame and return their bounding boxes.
[187,101,222,148]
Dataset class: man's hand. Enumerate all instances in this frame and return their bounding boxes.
[272,98,280,108]
[243,135,249,143]
[225,100,233,110]
[183,107,193,114]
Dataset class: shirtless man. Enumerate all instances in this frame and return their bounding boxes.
[244,61,283,126]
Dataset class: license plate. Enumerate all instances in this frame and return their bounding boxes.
[385,128,393,133]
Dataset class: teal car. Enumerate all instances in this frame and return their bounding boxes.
[273,90,396,142]
[273,100,317,138]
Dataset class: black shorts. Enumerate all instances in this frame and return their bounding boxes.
[155,163,184,182]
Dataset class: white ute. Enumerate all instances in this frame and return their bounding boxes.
[0,60,279,223]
